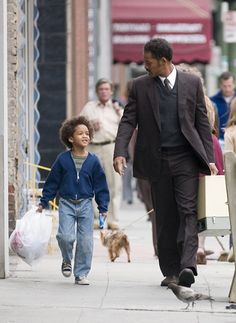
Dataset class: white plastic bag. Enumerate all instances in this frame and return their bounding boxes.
[9,206,52,266]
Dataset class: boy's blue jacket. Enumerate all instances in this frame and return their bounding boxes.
[40,150,110,213]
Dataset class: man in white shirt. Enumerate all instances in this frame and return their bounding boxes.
[80,78,123,230]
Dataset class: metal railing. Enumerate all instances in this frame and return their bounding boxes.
[25,162,58,210]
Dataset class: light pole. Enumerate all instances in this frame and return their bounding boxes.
[0,0,9,278]
[97,0,112,80]
[227,1,236,76]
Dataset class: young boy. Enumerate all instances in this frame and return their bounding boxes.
[37,116,109,285]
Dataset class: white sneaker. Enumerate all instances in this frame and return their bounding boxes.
[75,277,90,285]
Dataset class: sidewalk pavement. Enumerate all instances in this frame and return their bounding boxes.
[1,198,236,323]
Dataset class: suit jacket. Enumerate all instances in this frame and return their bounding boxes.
[114,70,214,180]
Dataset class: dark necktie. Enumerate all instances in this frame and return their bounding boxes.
[164,78,171,92]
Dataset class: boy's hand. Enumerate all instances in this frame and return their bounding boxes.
[36,205,43,213]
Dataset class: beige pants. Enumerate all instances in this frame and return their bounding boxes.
[88,142,122,225]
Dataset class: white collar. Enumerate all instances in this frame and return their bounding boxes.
[159,65,176,89]
[97,99,112,107]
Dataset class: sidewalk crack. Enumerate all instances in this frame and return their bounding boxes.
[99,263,110,309]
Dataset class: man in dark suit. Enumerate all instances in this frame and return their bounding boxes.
[113,38,218,288]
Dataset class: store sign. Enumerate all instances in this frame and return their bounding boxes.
[112,20,211,63]
[113,23,151,32]
[113,22,207,44]
[156,23,203,33]
[224,11,236,43]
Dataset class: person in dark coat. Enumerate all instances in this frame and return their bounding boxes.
[113,38,218,288]
[210,71,236,148]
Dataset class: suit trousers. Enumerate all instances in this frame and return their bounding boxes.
[150,146,199,277]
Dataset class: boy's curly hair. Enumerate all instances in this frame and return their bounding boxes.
[59,116,94,149]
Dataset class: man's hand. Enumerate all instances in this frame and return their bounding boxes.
[209,163,218,175]
[112,101,123,117]
[36,205,43,213]
[113,156,127,175]
[91,119,101,131]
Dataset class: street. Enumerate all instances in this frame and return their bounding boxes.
[0,197,236,323]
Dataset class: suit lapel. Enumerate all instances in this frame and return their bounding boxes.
[177,71,187,123]
[147,77,161,130]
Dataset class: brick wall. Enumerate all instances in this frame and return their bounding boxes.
[7,0,18,234]
[71,0,89,115]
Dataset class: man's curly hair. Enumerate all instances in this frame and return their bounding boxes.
[144,38,173,61]
[59,116,94,149]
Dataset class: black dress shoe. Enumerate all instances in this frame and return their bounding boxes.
[161,275,178,287]
[178,268,195,287]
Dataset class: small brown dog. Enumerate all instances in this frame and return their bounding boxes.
[100,230,131,262]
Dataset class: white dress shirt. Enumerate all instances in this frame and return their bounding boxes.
[80,99,123,144]
[159,65,177,89]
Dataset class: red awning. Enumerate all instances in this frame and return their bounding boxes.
[112,0,212,64]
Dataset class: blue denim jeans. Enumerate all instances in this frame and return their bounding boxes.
[56,198,94,279]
